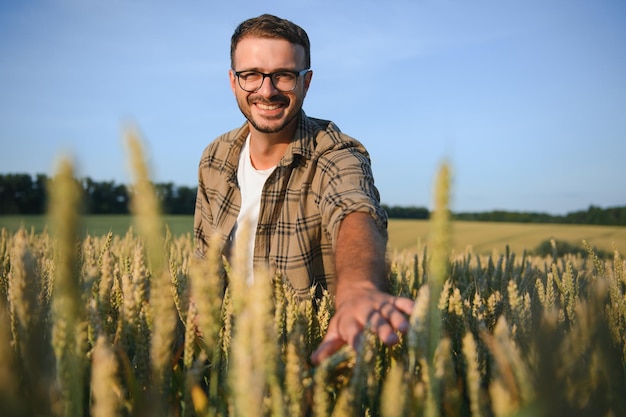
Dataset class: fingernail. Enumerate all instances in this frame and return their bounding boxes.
[386,333,399,345]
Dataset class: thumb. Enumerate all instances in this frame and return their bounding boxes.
[311,329,345,365]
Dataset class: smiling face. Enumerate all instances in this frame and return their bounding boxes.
[230,37,312,139]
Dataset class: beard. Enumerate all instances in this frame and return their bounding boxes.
[237,94,302,134]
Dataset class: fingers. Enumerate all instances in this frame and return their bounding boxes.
[311,294,415,365]
[391,296,415,315]
[367,297,412,344]
[367,309,400,345]
[379,299,410,333]
[311,330,345,365]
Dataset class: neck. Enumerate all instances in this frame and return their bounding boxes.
[248,121,297,170]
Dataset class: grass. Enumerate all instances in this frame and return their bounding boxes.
[2,215,625,256]
[0,214,193,237]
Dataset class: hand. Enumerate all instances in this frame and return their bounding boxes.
[311,284,414,365]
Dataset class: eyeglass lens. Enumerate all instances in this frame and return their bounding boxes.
[237,71,299,92]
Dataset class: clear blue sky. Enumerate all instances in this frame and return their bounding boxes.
[1,0,625,215]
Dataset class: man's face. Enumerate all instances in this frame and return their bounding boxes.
[230,37,311,135]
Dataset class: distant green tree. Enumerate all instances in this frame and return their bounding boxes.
[454,210,558,223]
[153,182,196,214]
[171,185,197,214]
[83,178,129,214]
[382,205,430,219]
[155,182,175,214]
[0,173,47,214]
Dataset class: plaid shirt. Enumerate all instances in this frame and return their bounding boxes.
[194,111,387,297]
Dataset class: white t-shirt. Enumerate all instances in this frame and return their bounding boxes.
[235,134,276,284]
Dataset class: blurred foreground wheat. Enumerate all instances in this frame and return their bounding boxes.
[0,136,625,417]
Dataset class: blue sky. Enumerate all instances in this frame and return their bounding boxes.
[1,0,625,214]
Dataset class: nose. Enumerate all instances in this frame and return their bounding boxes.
[256,75,279,96]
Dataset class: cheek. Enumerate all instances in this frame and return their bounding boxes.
[236,94,253,116]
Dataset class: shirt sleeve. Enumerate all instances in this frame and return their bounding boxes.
[316,142,388,250]
[193,148,213,260]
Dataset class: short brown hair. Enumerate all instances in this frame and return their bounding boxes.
[230,14,311,69]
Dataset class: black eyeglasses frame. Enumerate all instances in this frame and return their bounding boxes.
[233,68,310,92]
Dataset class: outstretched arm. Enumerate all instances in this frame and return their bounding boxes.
[311,212,414,364]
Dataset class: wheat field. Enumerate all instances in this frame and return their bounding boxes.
[1,133,625,416]
[388,219,626,256]
[2,216,624,258]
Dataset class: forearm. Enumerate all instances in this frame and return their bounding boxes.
[334,212,388,302]
[312,211,411,364]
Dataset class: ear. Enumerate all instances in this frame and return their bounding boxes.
[303,70,313,95]
[229,69,237,94]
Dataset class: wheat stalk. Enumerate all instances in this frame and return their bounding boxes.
[91,335,122,417]
[49,157,87,417]
[125,128,177,403]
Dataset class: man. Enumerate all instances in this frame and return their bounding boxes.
[194,14,414,365]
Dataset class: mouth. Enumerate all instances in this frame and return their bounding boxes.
[251,99,289,118]
[256,102,283,111]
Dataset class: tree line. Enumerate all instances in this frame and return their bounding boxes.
[453,207,626,226]
[0,173,195,215]
[1,173,625,225]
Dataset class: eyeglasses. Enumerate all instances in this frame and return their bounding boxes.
[233,69,310,92]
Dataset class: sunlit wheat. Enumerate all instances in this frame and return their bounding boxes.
[0,150,624,417]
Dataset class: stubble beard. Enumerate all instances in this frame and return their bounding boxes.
[238,94,302,134]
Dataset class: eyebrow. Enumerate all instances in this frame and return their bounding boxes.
[233,66,301,73]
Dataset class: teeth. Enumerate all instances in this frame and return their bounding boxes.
[257,103,281,110]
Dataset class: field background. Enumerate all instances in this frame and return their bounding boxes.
[2,214,625,255]
[388,218,626,255]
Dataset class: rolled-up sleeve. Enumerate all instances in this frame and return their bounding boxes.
[316,142,388,251]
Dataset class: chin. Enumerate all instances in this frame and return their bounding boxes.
[254,125,287,134]
[250,117,290,134]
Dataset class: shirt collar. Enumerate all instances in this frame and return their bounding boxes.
[227,110,320,171]
[278,110,317,166]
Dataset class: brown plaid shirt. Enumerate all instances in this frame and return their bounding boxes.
[194,111,387,297]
